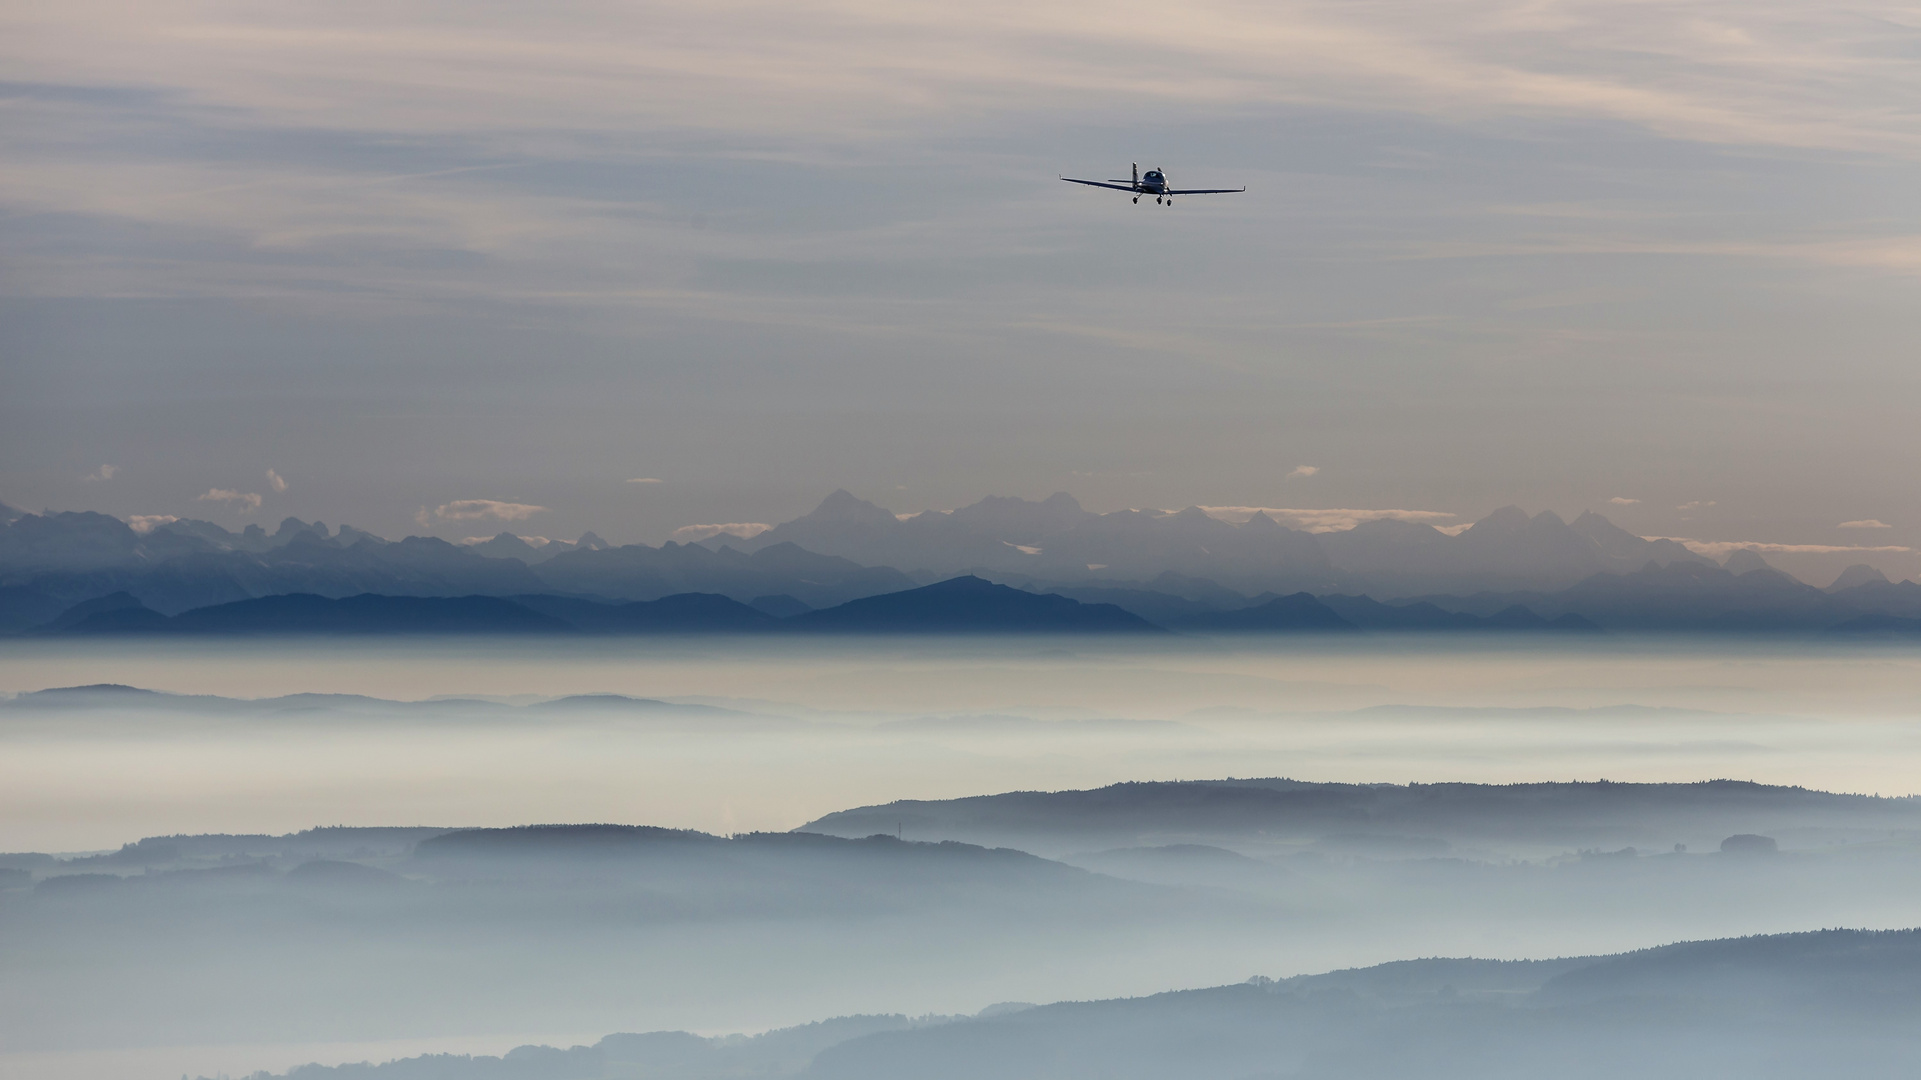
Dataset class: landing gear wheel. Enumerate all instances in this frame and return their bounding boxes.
[1132,197,1138,204]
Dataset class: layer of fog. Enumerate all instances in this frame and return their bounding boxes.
[4,636,1921,853]
[4,636,1920,1080]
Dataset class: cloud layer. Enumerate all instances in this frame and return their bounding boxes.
[197,488,263,513]
[432,500,548,522]
[1198,507,1456,532]
[671,523,774,542]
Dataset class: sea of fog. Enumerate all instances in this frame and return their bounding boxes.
[4,636,1921,1080]
[4,636,1921,853]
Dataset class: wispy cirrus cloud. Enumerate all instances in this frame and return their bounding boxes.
[83,464,118,482]
[1286,466,1319,479]
[671,522,772,542]
[1609,497,1639,505]
[1839,519,1891,529]
[197,488,262,512]
[432,499,547,522]
[1198,506,1456,532]
[1646,536,1913,558]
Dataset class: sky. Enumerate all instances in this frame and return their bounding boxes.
[3,0,1919,566]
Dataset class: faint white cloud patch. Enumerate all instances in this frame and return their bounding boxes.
[127,514,178,534]
[1646,536,1913,557]
[84,464,118,482]
[1435,522,1475,536]
[1198,507,1455,533]
[266,468,288,493]
[671,523,772,542]
[1839,519,1892,529]
[198,488,263,513]
[1609,497,1640,505]
[1286,466,1319,479]
[626,477,664,484]
[1677,500,1716,511]
[434,499,547,522]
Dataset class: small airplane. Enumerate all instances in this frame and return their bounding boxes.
[1060,163,1245,206]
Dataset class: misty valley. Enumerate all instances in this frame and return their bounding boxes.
[4,667,1921,1079]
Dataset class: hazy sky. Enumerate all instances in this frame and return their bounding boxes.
[3,0,1918,556]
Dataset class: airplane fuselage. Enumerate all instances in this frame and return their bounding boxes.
[1058,163,1245,205]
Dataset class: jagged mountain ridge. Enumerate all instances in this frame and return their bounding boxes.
[3,495,1911,627]
[720,490,1716,594]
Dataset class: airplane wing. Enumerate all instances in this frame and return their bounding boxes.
[1165,187,1246,195]
[1060,177,1137,191]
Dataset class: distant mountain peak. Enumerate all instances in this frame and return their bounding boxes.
[1828,563,1890,591]
[814,489,893,519]
[1722,548,1774,575]
[1465,506,1530,537]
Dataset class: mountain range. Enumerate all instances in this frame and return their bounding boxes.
[719,490,1720,595]
[27,576,1160,636]
[3,493,1918,635]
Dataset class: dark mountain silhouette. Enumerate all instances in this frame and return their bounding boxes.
[31,581,1159,636]
[1172,592,1356,632]
[509,592,779,632]
[42,592,797,636]
[786,575,1161,633]
[54,593,574,635]
[531,539,916,609]
[1,584,82,633]
[1480,604,1600,631]
[1415,557,1865,631]
[803,777,1921,858]
[1043,585,1219,626]
[749,593,812,618]
[39,592,171,633]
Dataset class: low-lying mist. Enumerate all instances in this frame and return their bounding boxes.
[5,636,1921,852]
[2,636,1919,1079]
